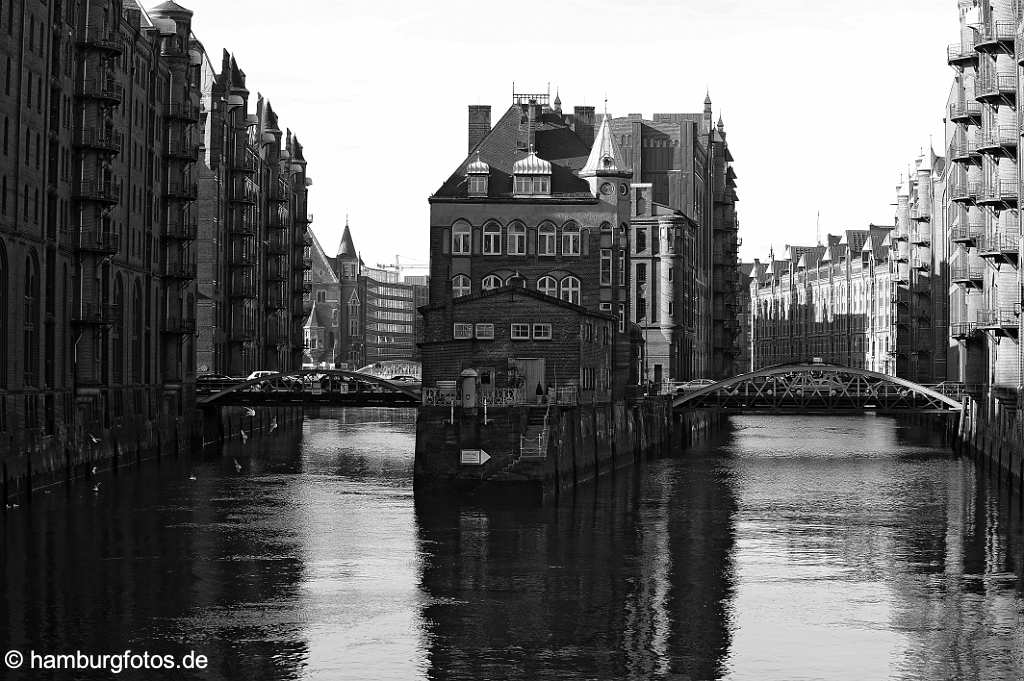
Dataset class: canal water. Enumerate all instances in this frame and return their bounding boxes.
[2,411,1024,680]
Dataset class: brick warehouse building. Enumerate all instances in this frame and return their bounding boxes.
[422,92,639,399]
[194,50,311,377]
[0,0,206,493]
[608,96,742,380]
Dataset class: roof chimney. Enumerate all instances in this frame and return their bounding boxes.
[468,105,491,153]
[573,106,595,149]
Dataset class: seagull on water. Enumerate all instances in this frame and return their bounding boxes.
[88,433,101,445]
[188,473,197,481]
[233,458,242,473]
[240,429,248,444]
[242,407,256,418]
[268,417,278,433]
[92,482,101,493]
[90,466,97,476]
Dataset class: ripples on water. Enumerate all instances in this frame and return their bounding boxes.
[2,410,1023,680]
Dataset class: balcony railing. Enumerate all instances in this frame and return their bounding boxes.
[976,73,1016,102]
[975,21,1016,51]
[977,308,1020,330]
[66,229,120,255]
[949,180,981,203]
[911,258,930,271]
[163,317,197,335]
[77,26,123,54]
[951,263,985,284]
[166,182,198,201]
[978,126,1018,154]
[909,207,930,222]
[950,221,985,244]
[75,180,120,204]
[949,138,981,163]
[910,228,930,246]
[77,79,124,104]
[978,178,1018,206]
[165,102,201,122]
[75,128,122,154]
[978,232,1020,258]
[166,140,199,162]
[947,40,978,65]
[949,99,982,122]
[72,303,121,326]
[950,322,981,340]
[164,217,198,241]
[164,262,197,280]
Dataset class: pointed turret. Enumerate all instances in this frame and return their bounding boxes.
[553,89,562,113]
[337,218,357,258]
[581,115,627,176]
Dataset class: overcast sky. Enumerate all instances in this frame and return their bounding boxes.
[178,0,956,266]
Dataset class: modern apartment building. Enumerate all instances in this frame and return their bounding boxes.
[944,0,1021,412]
[194,50,311,377]
[0,0,204,492]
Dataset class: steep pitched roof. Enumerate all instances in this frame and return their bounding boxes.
[581,115,627,175]
[337,222,357,258]
[433,104,593,199]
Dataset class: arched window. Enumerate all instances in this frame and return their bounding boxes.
[561,222,580,256]
[507,221,527,255]
[482,274,503,291]
[451,221,471,255]
[482,221,501,255]
[0,239,6,388]
[537,276,558,297]
[537,222,556,256]
[23,253,39,386]
[560,276,581,305]
[451,274,471,298]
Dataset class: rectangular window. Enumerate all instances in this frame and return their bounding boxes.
[507,228,526,255]
[482,227,501,255]
[538,229,556,255]
[600,249,612,286]
[533,323,552,340]
[562,230,580,256]
[599,302,612,313]
[617,253,625,286]
[635,228,647,253]
[617,304,625,333]
[453,323,473,339]
[511,323,531,340]
[514,176,531,194]
[533,176,549,194]
[452,228,471,254]
[668,266,674,283]
[468,176,487,195]
[636,263,647,283]
[475,323,494,340]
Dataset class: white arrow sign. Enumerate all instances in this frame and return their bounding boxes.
[460,449,491,466]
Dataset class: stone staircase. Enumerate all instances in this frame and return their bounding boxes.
[502,407,550,477]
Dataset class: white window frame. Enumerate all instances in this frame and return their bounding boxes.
[537,276,558,297]
[511,323,531,340]
[452,222,471,255]
[482,274,503,291]
[507,222,527,255]
[560,276,581,305]
[475,323,494,340]
[561,222,580,256]
[538,223,556,256]
[533,323,552,340]
[482,222,502,255]
[451,274,471,298]
[453,323,473,339]
[600,249,612,286]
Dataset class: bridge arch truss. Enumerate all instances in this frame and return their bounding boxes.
[673,363,964,413]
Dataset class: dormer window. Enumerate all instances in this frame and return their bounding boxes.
[512,150,552,197]
[466,152,490,198]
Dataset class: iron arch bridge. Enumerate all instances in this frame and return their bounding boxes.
[197,370,420,408]
[673,363,964,414]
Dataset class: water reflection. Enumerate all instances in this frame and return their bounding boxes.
[1,411,1023,681]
